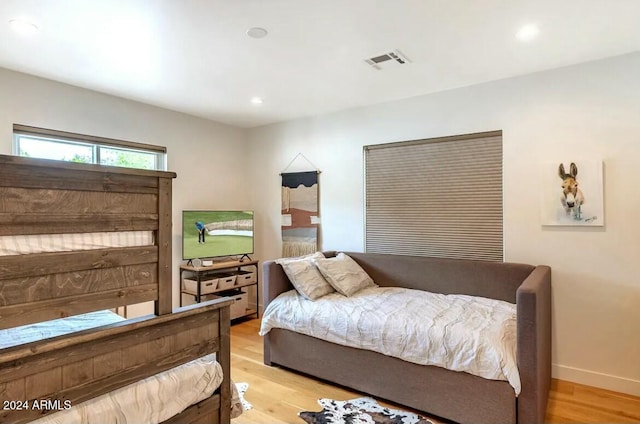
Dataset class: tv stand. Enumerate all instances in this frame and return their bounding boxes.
[179,259,259,321]
[238,254,252,262]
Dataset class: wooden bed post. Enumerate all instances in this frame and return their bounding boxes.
[219,305,232,423]
[156,176,173,316]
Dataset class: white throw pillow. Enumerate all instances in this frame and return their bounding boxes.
[276,252,335,300]
[313,253,377,296]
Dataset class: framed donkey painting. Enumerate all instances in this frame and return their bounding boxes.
[541,159,604,226]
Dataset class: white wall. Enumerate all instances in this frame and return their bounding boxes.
[2,51,638,396]
[247,52,640,396]
[0,67,251,315]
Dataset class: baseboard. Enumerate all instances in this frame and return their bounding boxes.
[553,364,640,396]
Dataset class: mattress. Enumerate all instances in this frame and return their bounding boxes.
[0,309,125,349]
[0,310,243,423]
[0,231,154,256]
[31,354,227,424]
[260,286,521,395]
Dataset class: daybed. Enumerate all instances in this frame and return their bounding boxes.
[261,251,551,424]
[0,154,238,424]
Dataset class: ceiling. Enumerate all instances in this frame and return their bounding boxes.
[1,1,640,128]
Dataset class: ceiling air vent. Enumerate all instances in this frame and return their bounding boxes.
[365,49,410,70]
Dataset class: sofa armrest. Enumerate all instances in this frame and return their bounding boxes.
[262,260,294,310]
[262,260,295,366]
[516,265,552,424]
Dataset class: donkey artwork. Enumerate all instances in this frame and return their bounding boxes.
[558,162,585,220]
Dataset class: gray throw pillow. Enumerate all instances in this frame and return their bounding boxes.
[313,253,377,296]
[276,252,335,300]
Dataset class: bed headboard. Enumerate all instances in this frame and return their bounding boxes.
[0,154,177,329]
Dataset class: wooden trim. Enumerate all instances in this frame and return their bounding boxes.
[0,246,158,280]
[218,306,232,423]
[13,124,167,153]
[0,263,157,306]
[0,153,176,180]
[0,162,163,195]
[0,212,158,235]
[156,177,173,316]
[0,284,159,330]
[0,187,157,214]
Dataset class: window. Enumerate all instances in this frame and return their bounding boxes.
[13,124,166,171]
[364,131,503,262]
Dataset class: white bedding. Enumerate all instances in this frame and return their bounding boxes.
[31,354,230,424]
[0,231,153,256]
[260,286,521,395]
[0,309,124,349]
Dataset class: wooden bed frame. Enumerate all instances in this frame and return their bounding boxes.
[0,154,233,424]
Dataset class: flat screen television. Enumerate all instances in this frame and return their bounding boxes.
[182,210,254,261]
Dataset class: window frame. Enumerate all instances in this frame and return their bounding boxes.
[12,124,167,171]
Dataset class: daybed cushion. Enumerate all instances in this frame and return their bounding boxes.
[276,252,335,300]
[313,252,377,296]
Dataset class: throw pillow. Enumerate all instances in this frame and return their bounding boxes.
[276,252,335,300]
[313,253,377,296]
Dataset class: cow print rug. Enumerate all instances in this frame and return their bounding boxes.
[298,397,440,424]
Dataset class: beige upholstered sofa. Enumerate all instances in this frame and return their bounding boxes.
[262,251,551,424]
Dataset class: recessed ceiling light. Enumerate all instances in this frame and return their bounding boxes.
[516,24,539,42]
[250,97,264,105]
[9,19,39,35]
[246,27,268,39]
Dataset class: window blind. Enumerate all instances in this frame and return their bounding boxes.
[364,131,503,262]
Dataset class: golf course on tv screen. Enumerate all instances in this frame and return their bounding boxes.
[182,210,254,260]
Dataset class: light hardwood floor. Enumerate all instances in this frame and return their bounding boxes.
[230,319,640,423]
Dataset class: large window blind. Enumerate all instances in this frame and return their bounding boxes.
[364,131,503,261]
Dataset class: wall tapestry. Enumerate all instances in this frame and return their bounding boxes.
[281,171,320,257]
[541,160,604,226]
